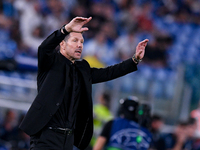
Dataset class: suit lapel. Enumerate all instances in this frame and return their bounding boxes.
[75,60,92,95]
[75,60,88,80]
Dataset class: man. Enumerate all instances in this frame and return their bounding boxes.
[93,96,153,150]
[191,100,200,137]
[150,114,164,149]
[19,17,149,150]
[156,119,197,150]
[90,92,113,148]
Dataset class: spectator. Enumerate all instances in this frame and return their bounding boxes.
[86,2,107,38]
[150,114,164,149]
[191,100,200,137]
[116,4,138,33]
[156,118,197,150]
[90,92,113,148]
[136,2,154,32]
[143,34,173,69]
[114,27,138,61]
[0,109,18,149]
[0,141,8,150]
[44,0,68,34]
[83,30,114,65]
[93,96,153,150]
[100,21,118,47]
[0,109,17,141]
[11,113,30,150]
[14,0,44,55]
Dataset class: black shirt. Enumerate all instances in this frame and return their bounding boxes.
[100,120,113,145]
[47,58,81,129]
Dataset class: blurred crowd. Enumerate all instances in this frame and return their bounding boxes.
[2,97,200,150]
[0,0,200,149]
[0,109,29,150]
[91,94,200,150]
[0,0,200,70]
[0,0,200,102]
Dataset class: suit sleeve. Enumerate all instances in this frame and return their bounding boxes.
[91,58,138,84]
[37,30,67,71]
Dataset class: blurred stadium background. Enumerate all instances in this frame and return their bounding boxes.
[0,0,200,149]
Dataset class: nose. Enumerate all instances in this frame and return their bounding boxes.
[77,42,83,48]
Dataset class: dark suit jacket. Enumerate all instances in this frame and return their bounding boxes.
[19,30,138,149]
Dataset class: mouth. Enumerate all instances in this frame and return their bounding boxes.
[75,49,82,54]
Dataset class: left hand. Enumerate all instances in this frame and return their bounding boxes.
[135,39,149,60]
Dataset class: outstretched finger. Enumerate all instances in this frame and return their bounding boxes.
[81,27,89,32]
[75,17,92,22]
[143,39,149,42]
[75,16,89,21]
[83,17,92,25]
[140,39,149,46]
[142,39,149,43]
[87,17,92,22]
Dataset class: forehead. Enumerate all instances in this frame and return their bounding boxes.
[69,32,84,40]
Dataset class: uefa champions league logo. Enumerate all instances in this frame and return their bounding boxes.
[109,128,151,150]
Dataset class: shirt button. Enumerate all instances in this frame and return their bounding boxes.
[56,103,60,106]
[49,113,53,117]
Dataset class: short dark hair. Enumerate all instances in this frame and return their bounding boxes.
[151,114,163,122]
[102,92,111,103]
[187,117,196,125]
[63,32,84,42]
[63,34,71,42]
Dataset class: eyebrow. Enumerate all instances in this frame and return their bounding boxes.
[72,37,84,42]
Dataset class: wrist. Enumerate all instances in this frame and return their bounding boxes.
[61,25,70,35]
[64,24,71,32]
[132,54,142,64]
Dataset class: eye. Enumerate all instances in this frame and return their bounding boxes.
[73,39,77,42]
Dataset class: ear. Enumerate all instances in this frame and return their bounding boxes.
[60,40,64,47]
[60,40,65,50]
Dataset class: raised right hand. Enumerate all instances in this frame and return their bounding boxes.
[65,17,92,33]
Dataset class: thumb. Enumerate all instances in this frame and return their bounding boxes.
[138,50,143,55]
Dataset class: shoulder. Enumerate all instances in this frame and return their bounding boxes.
[100,120,114,137]
[159,133,174,142]
[102,120,114,131]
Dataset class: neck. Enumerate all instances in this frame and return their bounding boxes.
[60,50,75,63]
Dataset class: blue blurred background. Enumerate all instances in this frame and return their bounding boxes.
[0,0,200,149]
